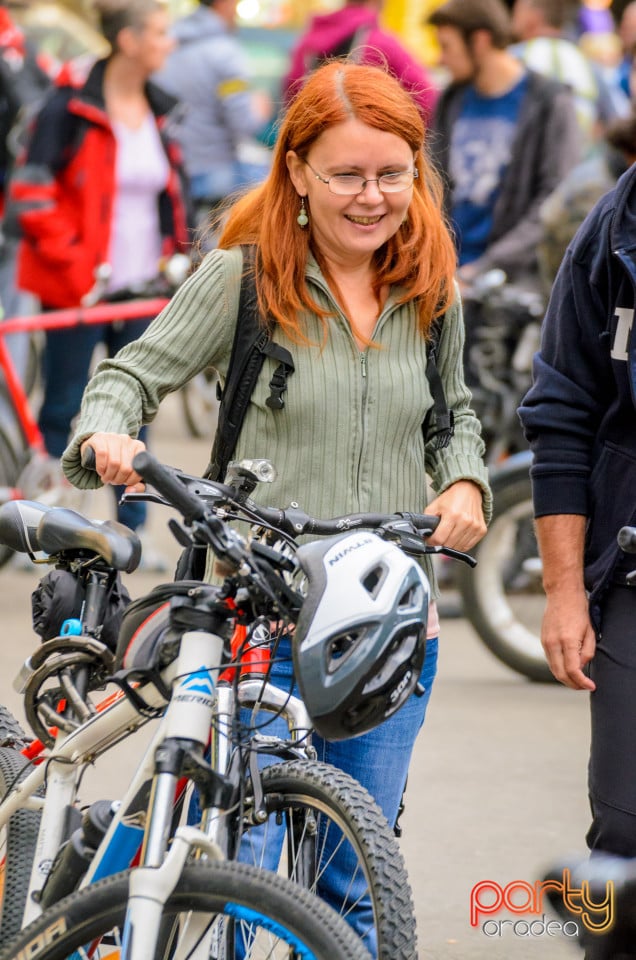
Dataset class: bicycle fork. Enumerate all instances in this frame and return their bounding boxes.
[121,628,227,960]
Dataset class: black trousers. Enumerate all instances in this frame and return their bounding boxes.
[584,584,636,958]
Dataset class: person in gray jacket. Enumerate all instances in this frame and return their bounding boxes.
[427,0,580,292]
[155,0,271,229]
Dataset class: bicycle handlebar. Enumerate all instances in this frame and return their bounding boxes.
[132,451,208,525]
[128,451,441,541]
[80,447,476,570]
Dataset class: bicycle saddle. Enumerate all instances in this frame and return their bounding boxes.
[0,500,52,555]
[37,509,142,573]
[0,500,141,573]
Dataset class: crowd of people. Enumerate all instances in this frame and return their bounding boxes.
[1,0,636,955]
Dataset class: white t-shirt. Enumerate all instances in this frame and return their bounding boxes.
[107,111,170,294]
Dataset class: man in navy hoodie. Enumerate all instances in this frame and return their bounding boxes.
[519,163,636,957]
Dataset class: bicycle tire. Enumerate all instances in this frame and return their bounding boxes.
[237,759,417,960]
[180,366,219,439]
[456,455,553,683]
[0,861,372,960]
[0,744,41,946]
[0,426,21,568]
[0,705,29,749]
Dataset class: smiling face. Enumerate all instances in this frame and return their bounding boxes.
[286,118,415,268]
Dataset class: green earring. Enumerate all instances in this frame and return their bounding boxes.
[297,197,309,228]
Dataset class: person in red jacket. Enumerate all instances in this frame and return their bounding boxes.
[6,0,190,565]
[282,0,438,123]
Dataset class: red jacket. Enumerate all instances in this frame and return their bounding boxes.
[7,58,190,308]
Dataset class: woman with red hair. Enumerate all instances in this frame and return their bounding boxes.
[63,60,490,952]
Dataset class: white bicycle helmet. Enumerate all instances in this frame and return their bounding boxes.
[292,532,429,740]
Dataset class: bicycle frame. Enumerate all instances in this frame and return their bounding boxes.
[3,617,312,945]
[0,299,168,497]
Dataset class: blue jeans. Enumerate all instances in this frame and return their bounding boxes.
[38,316,151,530]
[238,635,439,956]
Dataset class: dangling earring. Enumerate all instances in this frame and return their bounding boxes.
[297,196,309,228]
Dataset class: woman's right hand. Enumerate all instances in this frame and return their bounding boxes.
[80,433,147,491]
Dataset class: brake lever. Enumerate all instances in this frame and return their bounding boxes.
[430,544,477,568]
[119,490,170,506]
[386,529,477,568]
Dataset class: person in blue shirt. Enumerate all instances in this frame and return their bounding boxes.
[427,0,580,291]
[426,0,580,395]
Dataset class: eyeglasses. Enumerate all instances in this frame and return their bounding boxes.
[303,159,418,196]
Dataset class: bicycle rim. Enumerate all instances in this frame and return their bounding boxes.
[0,862,372,960]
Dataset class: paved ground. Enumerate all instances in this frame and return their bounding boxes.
[0,394,591,959]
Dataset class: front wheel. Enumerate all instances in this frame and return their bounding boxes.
[456,453,553,683]
[237,759,417,959]
[0,861,372,960]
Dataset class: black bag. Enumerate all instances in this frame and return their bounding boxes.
[115,581,201,670]
[31,569,131,651]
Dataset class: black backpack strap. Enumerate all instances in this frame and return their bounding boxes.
[264,340,295,410]
[204,246,294,480]
[422,312,455,450]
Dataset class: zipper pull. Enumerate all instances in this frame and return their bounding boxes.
[360,354,367,378]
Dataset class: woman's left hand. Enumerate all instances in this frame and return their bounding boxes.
[424,480,487,551]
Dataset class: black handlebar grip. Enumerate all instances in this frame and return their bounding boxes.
[409,513,441,533]
[618,526,636,553]
[81,445,97,471]
[132,451,207,524]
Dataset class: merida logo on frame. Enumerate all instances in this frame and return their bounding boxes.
[469,870,615,938]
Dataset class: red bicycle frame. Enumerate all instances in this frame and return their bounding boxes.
[0,298,169,456]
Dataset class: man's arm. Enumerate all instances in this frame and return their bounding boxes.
[535,514,596,690]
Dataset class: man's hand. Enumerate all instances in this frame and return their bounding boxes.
[541,588,596,690]
[535,514,595,690]
[80,433,147,493]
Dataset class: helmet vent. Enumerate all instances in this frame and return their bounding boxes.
[362,564,387,598]
[398,582,424,613]
[326,629,364,672]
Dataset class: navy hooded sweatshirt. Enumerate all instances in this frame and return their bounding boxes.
[519,161,636,616]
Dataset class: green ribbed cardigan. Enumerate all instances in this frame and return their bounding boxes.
[63,246,492,595]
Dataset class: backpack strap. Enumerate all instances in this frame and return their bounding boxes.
[422,312,455,449]
[204,246,294,481]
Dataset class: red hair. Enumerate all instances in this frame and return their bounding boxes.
[218,61,456,342]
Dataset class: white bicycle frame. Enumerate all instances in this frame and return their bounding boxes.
[1,624,312,956]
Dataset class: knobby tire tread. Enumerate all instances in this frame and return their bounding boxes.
[254,760,417,960]
[0,742,40,946]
